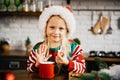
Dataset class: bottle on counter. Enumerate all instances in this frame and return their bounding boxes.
[37,0,43,12]
[14,0,21,11]
[0,0,6,11]
[45,0,52,8]
[30,0,37,12]
[22,0,29,12]
[8,0,18,12]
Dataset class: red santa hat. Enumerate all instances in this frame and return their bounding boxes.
[38,6,76,39]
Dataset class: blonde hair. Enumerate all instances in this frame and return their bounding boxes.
[44,15,71,57]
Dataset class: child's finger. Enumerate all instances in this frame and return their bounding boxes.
[58,52,64,58]
[40,44,45,53]
[42,45,45,52]
[45,54,52,61]
[57,52,64,61]
[55,56,60,63]
[34,49,39,58]
[60,52,64,57]
[38,45,42,54]
[45,46,49,57]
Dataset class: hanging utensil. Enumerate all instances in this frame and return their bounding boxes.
[107,12,112,34]
[117,18,120,29]
[98,12,103,34]
[88,11,94,33]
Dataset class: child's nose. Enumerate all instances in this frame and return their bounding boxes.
[54,29,59,34]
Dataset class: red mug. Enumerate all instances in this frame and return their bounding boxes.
[39,61,55,78]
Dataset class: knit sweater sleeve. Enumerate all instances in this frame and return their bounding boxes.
[27,42,42,72]
[67,45,86,73]
[27,50,38,72]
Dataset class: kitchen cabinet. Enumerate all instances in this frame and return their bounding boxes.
[0,50,28,71]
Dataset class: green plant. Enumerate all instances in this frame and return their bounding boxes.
[25,37,31,46]
[71,57,111,80]
[95,57,109,70]
[98,72,111,80]
[73,70,111,80]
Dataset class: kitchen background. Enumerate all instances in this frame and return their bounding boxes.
[0,0,120,54]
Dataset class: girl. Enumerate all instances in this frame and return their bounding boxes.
[27,6,85,75]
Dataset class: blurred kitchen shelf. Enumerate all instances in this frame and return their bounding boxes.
[85,57,120,62]
[0,50,29,56]
[73,9,120,11]
[0,11,41,16]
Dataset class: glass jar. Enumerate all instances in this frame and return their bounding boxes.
[8,0,16,11]
[0,0,6,11]
[30,0,37,12]
[22,0,29,12]
[45,0,52,8]
[37,0,43,12]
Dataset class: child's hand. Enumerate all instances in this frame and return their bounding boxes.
[34,44,52,67]
[55,51,69,66]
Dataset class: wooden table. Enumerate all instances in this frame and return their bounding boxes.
[0,70,68,80]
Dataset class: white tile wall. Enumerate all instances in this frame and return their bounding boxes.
[0,0,120,52]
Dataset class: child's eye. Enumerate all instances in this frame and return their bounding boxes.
[59,27,64,30]
[49,26,55,29]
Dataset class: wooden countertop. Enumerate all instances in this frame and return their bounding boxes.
[85,57,120,62]
[0,70,68,80]
[0,50,28,56]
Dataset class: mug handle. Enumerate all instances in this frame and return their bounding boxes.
[54,64,61,76]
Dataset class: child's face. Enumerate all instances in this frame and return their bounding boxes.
[46,16,68,43]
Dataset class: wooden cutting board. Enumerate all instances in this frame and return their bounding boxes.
[93,16,109,35]
[101,16,109,34]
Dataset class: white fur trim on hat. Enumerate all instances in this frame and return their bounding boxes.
[38,6,76,39]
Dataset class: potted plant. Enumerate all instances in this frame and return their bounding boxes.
[25,37,32,54]
[0,40,10,53]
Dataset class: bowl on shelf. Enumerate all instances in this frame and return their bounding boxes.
[106,51,116,58]
[116,51,120,58]
[97,51,106,57]
[89,50,97,57]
